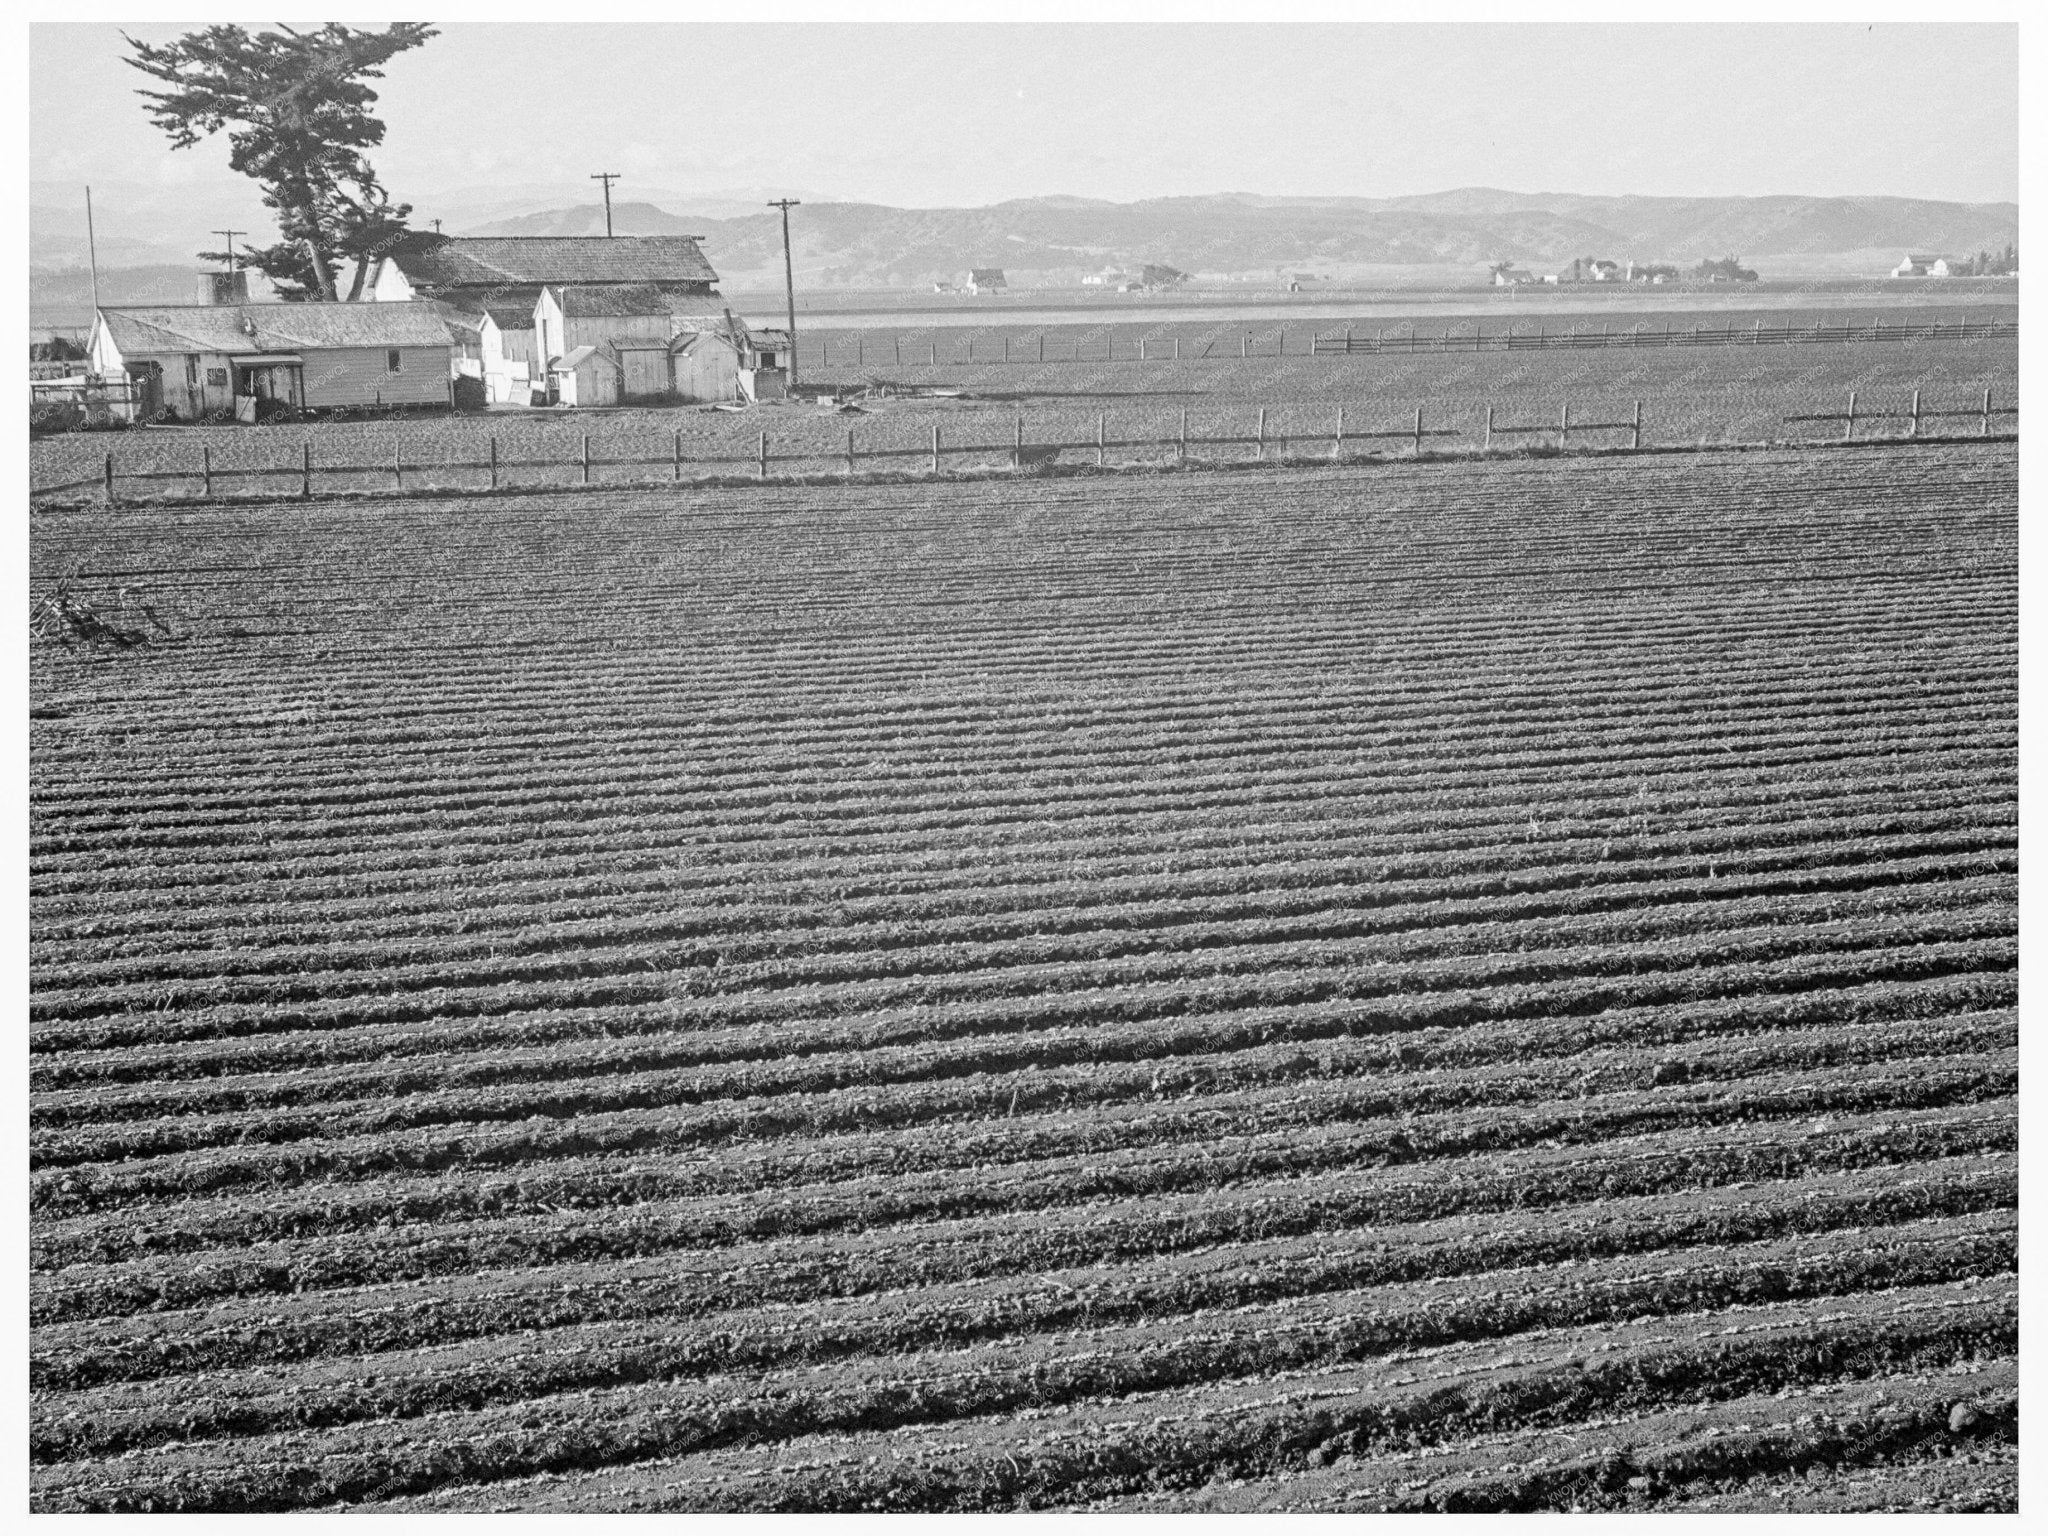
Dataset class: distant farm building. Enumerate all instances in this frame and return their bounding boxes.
[964,268,1007,294]
[86,301,454,421]
[436,292,542,404]
[1892,254,1938,278]
[1491,265,1536,286]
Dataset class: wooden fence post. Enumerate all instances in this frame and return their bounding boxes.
[1241,332,1249,359]
[930,340,937,366]
[965,335,972,364]
[1910,388,1921,438]
[1844,391,1857,444]
[895,335,901,366]
[582,434,591,485]
[931,424,940,473]
[1412,405,1423,456]
[673,429,682,481]
[1981,387,1992,437]
[857,335,864,366]
[1037,332,1044,363]
[304,442,313,498]
[202,443,212,499]
[1140,337,1148,361]
[1334,404,1345,460]
[757,431,767,479]
[1179,407,1189,462]
[1012,414,1022,470]
[1560,401,1570,451]
[847,427,857,474]
[1484,404,1494,451]
[1004,335,1010,364]
[1096,413,1106,468]
[1632,400,1642,451]
[1174,336,1181,360]
[394,446,403,493]
[1255,407,1265,459]
[104,451,116,506]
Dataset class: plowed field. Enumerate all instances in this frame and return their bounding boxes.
[29,442,2017,1512]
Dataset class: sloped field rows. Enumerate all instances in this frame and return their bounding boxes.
[29,443,2016,1511]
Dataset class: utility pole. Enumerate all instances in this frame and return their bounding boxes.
[767,198,802,389]
[85,186,101,314]
[430,218,442,234]
[211,230,246,275]
[591,172,621,237]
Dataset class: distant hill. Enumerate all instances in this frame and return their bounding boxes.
[466,189,2020,288]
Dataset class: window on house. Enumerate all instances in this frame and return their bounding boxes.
[207,368,228,387]
[386,350,402,373]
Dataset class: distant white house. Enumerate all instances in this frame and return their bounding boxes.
[964,268,1007,295]
[1892,253,1939,278]
[1491,266,1536,286]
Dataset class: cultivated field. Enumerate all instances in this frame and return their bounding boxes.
[29,442,2017,1512]
[29,333,2019,497]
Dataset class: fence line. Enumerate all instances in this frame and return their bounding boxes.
[802,317,2017,368]
[30,386,2016,506]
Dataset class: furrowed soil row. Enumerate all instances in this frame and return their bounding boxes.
[31,444,2016,1511]
[34,1152,2012,1393]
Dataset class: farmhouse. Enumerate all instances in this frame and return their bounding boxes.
[360,233,720,307]
[1491,266,1535,286]
[1892,254,1939,278]
[964,268,1007,294]
[86,301,454,422]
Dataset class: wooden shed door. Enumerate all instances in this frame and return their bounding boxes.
[621,348,668,400]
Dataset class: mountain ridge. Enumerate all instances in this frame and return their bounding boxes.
[460,190,2019,285]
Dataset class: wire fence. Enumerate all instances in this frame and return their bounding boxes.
[29,385,2018,507]
[800,316,2019,368]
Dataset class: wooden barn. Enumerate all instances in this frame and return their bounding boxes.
[361,234,720,308]
[86,302,454,422]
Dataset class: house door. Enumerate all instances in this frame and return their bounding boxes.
[127,361,164,420]
[238,364,302,406]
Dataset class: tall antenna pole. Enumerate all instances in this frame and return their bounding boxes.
[767,198,801,390]
[85,185,101,314]
[211,230,246,275]
[591,172,621,237]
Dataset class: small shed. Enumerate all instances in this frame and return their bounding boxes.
[964,268,1007,295]
[548,345,616,408]
[669,322,740,404]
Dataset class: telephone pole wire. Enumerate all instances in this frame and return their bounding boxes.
[767,198,802,390]
[212,230,246,275]
[591,172,621,237]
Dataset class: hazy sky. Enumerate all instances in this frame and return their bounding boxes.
[31,22,2018,213]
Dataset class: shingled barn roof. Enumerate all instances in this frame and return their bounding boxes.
[386,235,718,289]
[554,284,673,317]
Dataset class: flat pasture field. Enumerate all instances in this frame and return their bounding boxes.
[30,333,2019,497]
[29,442,2017,1511]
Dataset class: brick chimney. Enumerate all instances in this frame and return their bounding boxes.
[195,271,250,305]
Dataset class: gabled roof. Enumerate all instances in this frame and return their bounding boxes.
[435,287,544,328]
[96,302,453,356]
[553,345,601,370]
[968,267,1007,283]
[553,284,672,317]
[385,234,718,289]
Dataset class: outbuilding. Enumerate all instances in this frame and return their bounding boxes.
[86,302,454,422]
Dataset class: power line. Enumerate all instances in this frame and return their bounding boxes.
[591,172,622,237]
